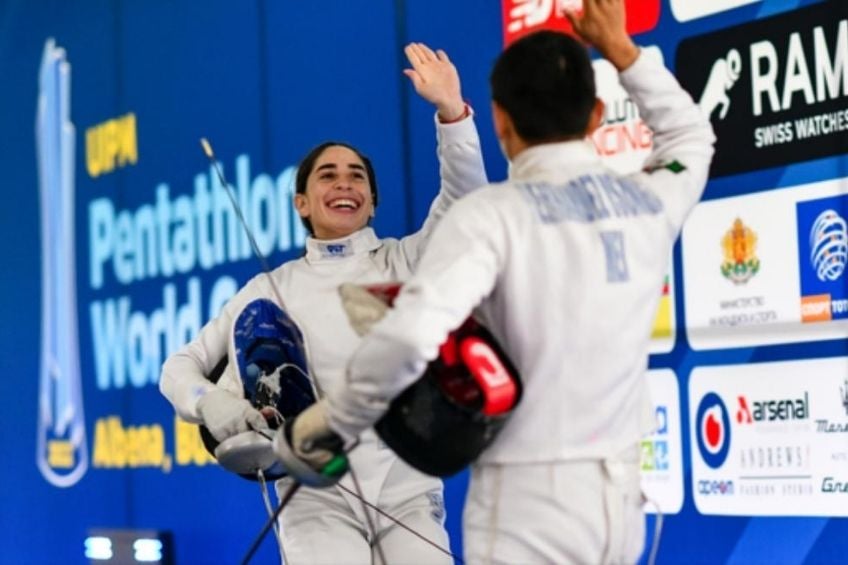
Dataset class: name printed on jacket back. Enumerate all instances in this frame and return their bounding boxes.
[519,174,663,224]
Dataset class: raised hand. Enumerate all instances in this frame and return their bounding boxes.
[403,42,466,122]
[563,0,639,71]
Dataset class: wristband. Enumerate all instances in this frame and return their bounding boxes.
[438,103,471,124]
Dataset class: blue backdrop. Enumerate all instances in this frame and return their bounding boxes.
[1,1,846,564]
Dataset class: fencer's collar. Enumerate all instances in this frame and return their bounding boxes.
[304,227,381,263]
[509,140,598,180]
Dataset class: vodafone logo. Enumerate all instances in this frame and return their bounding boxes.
[696,392,732,469]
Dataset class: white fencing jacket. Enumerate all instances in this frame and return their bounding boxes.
[333,50,716,464]
[160,113,487,503]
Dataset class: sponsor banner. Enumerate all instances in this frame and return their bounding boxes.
[592,46,661,174]
[641,369,684,514]
[682,177,848,350]
[34,42,306,487]
[675,3,848,177]
[670,0,761,23]
[502,0,659,46]
[690,357,848,516]
[797,194,848,323]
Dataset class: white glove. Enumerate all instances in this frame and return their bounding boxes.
[291,401,343,470]
[196,388,268,443]
[338,283,391,337]
[273,400,347,487]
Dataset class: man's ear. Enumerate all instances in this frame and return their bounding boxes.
[585,98,605,136]
[492,101,523,160]
[294,193,309,219]
[491,101,511,141]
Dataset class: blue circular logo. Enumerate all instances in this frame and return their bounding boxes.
[810,209,848,282]
[695,392,731,469]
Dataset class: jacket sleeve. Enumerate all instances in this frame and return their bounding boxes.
[158,276,259,422]
[328,193,503,441]
[622,50,716,233]
[395,111,488,267]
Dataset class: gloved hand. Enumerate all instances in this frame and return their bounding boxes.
[338,283,391,337]
[274,400,348,487]
[196,388,268,443]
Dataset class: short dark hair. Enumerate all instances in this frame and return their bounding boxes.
[294,141,379,235]
[490,31,596,142]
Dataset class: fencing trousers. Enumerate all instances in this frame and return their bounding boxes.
[464,447,645,565]
[275,456,451,565]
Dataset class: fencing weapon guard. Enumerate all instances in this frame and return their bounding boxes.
[214,430,280,476]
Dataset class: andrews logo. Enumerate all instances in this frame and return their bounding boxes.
[696,392,731,469]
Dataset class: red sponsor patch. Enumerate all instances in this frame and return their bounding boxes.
[503,0,660,46]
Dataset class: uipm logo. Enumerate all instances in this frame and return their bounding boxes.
[36,38,88,487]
